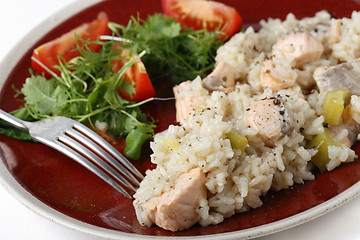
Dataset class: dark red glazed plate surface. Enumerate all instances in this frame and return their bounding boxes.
[1,0,360,237]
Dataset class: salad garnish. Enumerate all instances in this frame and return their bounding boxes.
[109,13,223,84]
[0,9,237,160]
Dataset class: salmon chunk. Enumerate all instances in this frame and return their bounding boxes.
[247,98,293,147]
[273,32,324,68]
[260,59,297,91]
[141,168,207,232]
[174,62,235,125]
[173,80,207,125]
[203,61,235,93]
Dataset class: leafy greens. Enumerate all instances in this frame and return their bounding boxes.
[1,39,155,160]
[109,13,223,84]
[0,12,223,160]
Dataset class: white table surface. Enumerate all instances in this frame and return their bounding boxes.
[1,1,360,240]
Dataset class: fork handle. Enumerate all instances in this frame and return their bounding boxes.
[0,109,30,132]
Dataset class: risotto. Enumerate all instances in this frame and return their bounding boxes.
[133,10,360,231]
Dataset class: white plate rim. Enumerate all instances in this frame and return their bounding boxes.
[1,1,360,239]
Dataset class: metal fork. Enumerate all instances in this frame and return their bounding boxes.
[0,109,144,199]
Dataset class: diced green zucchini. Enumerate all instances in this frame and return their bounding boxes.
[227,132,248,155]
[322,88,350,125]
[306,128,340,172]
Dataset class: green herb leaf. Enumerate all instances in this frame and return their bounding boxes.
[0,108,34,141]
[111,13,223,86]
[0,123,32,141]
[21,75,69,116]
[124,125,153,160]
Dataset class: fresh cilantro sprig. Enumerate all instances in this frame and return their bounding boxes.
[109,13,223,85]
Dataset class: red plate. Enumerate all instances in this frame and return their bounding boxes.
[1,0,360,238]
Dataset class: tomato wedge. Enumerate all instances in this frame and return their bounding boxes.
[31,12,109,75]
[161,0,242,40]
[112,46,156,102]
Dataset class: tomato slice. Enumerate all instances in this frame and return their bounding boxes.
[161,0,242,40]
[112,46,156,102]
[31,12,109,75]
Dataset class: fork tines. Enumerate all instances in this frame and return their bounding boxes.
[56,121,144,199]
